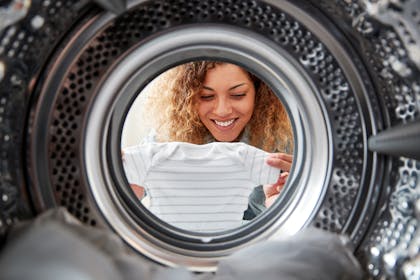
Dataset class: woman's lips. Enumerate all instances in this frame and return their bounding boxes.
[212,118,238,131]
[214,119,235,127]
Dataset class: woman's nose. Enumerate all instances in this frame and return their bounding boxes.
[214,98,233,116]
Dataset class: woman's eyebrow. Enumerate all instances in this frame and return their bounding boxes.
[202,83,247,91]
[202,85,215,91]
[228,83,246,90]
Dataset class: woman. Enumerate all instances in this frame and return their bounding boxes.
[124,61,293,230]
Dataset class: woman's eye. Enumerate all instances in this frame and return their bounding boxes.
[231,93,246,98]
[200,95,214,100]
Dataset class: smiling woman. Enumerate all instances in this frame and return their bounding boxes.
[121,61,294,231]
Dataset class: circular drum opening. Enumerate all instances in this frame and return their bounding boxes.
[119,60,296,232]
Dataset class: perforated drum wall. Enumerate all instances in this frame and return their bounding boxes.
[0,0,419,278]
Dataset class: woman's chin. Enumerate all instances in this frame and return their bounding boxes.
[213,134,240,142]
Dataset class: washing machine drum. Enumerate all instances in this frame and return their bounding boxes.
[0,0,419,278]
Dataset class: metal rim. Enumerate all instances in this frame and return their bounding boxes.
[83,24,330,270]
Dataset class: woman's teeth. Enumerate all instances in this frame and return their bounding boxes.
[214,119,235,127]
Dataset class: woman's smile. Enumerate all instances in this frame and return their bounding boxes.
[213,118,237,128]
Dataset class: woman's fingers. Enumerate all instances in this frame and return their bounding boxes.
[130,184,145,199]
[265,194,279,208]
[274,172,289,191]
[264,172,289,196]
[277,172,289,184]
[268,153,293,162]
[263,183,278,197]
[264,172,289,207]
[266,153,293,171]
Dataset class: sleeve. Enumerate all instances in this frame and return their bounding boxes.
[243,185,266,220]
[122,143,155,186]
[241,144,280,185]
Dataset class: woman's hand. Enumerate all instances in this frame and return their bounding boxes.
[263,153,293,207]
[266,153,293,172]
[122,150,144,199]
[130,184,145,199]
[263,172,289,207]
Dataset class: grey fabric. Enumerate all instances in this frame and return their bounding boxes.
[0,208,364,280]
[0,208,191,280]
[215,228,364,280]
[243,185,266,220]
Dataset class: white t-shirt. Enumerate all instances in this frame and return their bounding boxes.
[122,142,279,232]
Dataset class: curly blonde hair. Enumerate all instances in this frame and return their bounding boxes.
[143,61,293,153]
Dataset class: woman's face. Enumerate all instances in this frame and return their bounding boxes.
[195,63,256,142]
